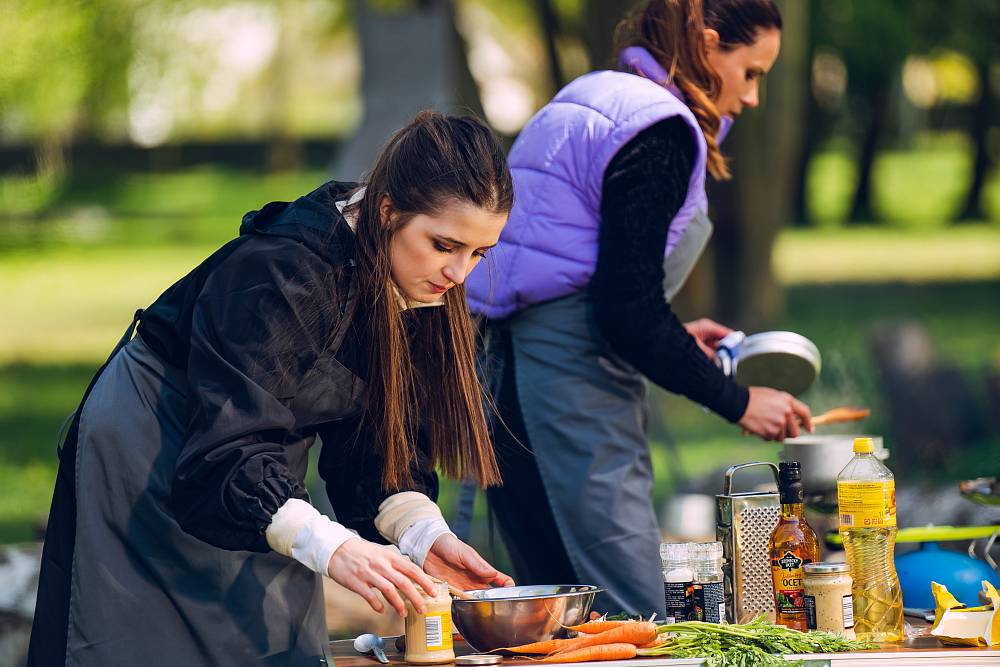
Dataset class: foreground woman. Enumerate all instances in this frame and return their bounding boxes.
[467,0,810,615]
[30,112,514,666]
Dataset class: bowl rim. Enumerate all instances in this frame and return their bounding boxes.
[453,584,605,603]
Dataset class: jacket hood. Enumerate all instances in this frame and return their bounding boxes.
[239,180,359,266]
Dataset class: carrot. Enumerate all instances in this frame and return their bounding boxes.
[494,637,579,654]
[538,643,638,663]
[549,622,657,655]
[564,620,636,634]
[638,638,667,649]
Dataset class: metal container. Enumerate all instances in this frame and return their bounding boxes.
[716,462,781,624]
[451,585,601,653]
[782,435,888,494]
[716,331,822,397]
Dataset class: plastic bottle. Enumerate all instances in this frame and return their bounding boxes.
[837,437,904,642]
[660,542,694,623]
[690,541,726,623]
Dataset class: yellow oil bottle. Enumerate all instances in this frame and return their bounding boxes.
[837,437,904,642]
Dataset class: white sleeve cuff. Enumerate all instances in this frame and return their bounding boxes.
[374,491,446,544]
[265,498,357,576]
[397,518,453,567]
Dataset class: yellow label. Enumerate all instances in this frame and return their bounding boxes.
[838,480,896,528]
[424,612,453,651]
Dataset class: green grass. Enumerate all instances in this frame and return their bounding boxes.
[807,132,1000,227]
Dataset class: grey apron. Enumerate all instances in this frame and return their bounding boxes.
[66,323,328,666]
[495,211,712,615]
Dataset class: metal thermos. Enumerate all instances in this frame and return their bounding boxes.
[716,462,781,623]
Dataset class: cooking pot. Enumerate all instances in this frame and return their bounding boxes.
[782,434,889,496]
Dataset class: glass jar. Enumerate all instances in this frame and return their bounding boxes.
[660,542,694,623]
[404,581,455,664]
[690,541,726,623]
[803,562,855,638]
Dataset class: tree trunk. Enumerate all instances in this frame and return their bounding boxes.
[847,90,889,224]
[534,0,564,93]
[956,60,993,223]
[580,0,633,70]
[709,0,809,329]
[332,0,484,180]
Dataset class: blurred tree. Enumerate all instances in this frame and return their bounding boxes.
[817,0,914,225]
[709,0,809,327]
[331,0,485,179]
[534,0,566,92]
[579,0,633,69]
[935,1,1000,223]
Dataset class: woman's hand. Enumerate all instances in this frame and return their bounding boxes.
[422,533,515,592]
[327,537,437,616]
[684,318,732,360]
[738,386,813,441]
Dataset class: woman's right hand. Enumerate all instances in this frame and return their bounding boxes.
[327,537,438,617]
[738,386,812,441]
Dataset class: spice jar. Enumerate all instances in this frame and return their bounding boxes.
[803,562,855,638]
[660,542,694,623]
[404,581,455,664]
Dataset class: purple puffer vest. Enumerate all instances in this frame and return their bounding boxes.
[466,47,713,319]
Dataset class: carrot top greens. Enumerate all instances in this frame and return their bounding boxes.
[639,616,877,667]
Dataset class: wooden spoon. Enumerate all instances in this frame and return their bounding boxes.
[447,583,475,600]
[811,406,870,426]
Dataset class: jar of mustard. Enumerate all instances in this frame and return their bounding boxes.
[404,581,455,664]
[803,562,855,638]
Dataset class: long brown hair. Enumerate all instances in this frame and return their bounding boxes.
[614,0,782,180]
[349,111,512,491]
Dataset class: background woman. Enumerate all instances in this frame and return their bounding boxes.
[466,0,810,615]
[30,111,513,666]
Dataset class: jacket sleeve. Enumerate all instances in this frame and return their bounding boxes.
[318,416,439,544]
[590,117,749,423]
[172,237,340,552]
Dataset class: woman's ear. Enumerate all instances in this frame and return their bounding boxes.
[379,195,395,226]
[703,28,721,53]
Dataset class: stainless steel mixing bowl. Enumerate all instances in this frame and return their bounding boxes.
[451,585,603,652]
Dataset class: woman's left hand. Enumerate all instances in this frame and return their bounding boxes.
[422,533,515,591]
[684,318,732,359]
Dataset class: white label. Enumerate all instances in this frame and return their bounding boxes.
[839,513,854,527]
[718,602,727,622]
[663,617,676,624]
[425,614,443,648]
[842,595,855,629]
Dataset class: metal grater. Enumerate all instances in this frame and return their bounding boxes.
[716,462,781,624]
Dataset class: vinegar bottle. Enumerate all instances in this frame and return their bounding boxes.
[769,461,819,631]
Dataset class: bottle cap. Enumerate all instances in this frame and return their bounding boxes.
[659,542,690,563]
[853,437,875,453]
[778,461,802,483]
[690,541,723,560]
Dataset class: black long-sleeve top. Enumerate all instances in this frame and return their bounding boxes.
[590,118,749,423]
[137,181,437,552]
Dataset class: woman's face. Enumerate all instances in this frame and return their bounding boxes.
[705,27,782,118]
[386,199,507,304]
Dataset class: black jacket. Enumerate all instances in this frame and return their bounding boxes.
[135,179,438,552]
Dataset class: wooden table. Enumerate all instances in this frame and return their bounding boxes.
[328,634,1000,667]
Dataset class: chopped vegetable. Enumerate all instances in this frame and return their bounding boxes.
[638,616,877,667]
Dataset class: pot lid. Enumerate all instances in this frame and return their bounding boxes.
[717,331,821,396]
